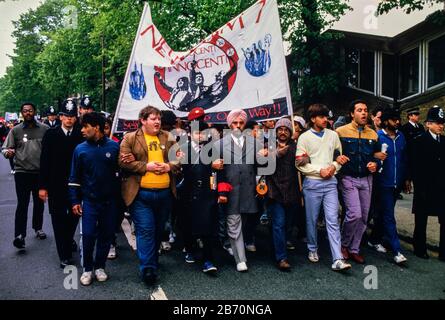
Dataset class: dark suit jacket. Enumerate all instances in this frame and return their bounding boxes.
[39,126,84,213]
[410,131,445,220]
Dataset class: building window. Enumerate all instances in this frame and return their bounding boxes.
[399,47,419,99]
[346,48,375,92]
[382,53,395,98]
[428,34,445,88]
[360,51,375,92]
[346,48,359,87]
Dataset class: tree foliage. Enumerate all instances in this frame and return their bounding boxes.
[0,0,66,113]
[377,0,445,26]
[280,0,350,105]
[0,0,350,114]
[377,0,444,14]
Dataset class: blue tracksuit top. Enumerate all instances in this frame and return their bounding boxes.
[376,129,408,188]
[69,137,120,205]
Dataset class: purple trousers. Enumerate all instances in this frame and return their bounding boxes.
[340,175,373,254]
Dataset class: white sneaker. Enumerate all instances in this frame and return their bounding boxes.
[80,271,93,286]
[95,268,108,282]
[367,241,387,253]
[245,244,257,252]
[236,262,248,272]
[394,252,407,264]
[331,259,352,271]
[308,251,319,263]
[107,245,117,259]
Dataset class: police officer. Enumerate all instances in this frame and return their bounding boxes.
[409,106,445,261]
[401,107,424,189]
[39,100,84,268]
[44,106,61,128]
[401,107,425,144]
[65,98,82,132]
[79,95,94,117]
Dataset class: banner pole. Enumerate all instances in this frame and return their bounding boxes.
[273,0,294,123]
[111,2,149,136]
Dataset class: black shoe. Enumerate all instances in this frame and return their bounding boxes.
[142,268,158,286]
[60,259,72,269]
[414,251,430,259]
[71,240,78,252]
[13,236,25,249]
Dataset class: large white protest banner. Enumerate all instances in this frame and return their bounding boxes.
[113,0,292,133]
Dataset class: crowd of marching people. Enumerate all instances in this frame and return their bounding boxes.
[2,96,445,287]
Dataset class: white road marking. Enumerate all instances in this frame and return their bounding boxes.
[121,219,137,250]
[149,286,168,300]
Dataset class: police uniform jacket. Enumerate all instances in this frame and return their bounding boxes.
[401,122,424,144]
[39,126,84,213]
[180,140,221,236]
[401,122,424,179]
[410,131,445,222]
[44,118,61,128]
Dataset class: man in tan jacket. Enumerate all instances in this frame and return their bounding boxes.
[119,105,180,286]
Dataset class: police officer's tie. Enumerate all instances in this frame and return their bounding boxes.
[67,130,71,137]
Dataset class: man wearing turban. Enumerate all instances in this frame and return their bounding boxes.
[213,109,261,272]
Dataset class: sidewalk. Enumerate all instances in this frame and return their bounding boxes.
[395,193,440,250]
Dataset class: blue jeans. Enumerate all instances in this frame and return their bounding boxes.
[379,186,401,254]
[269,200,293,262]
[303,177,342,262]
[81,199,117,272]
[130,188,172,275]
